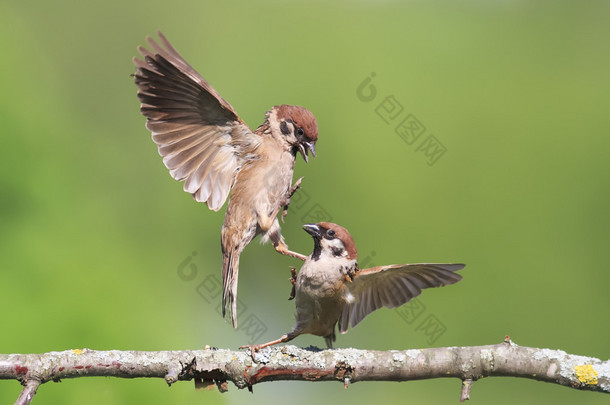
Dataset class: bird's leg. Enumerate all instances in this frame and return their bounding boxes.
[281,177,304,223]
[288,266,297,300]
[258,208,307,261]
[274,241,307,261]
[239,332,297,360]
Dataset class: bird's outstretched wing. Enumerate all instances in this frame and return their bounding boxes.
[133,32,261,211]
[338,263,464,333]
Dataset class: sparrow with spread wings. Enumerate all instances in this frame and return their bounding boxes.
[241,222,464,352]
[133,32,318,328]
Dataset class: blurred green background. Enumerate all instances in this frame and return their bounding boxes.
[1,0,609,403]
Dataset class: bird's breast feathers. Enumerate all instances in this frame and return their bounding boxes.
[297,259,355,300]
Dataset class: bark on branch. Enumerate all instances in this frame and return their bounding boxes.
[1,339,608,404]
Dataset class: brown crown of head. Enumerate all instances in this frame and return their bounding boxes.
[317,222,358,260]
[274,105,318,143]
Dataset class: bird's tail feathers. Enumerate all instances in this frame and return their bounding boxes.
[222,250,240,329]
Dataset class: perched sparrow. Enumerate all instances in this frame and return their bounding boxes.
[241,222,464,352]
[133,32,318,328]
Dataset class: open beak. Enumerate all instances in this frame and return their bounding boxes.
[302,223,321,238]
[298,141,316,163]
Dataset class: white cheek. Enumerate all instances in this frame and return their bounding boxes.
[269,114,281,134]
[269,111,297,143]
[320,238,347,257]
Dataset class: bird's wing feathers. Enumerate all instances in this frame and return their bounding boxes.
[338,263,464,333]
[133,32,261,211]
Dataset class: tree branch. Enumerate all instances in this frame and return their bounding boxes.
[1,339,608,404]
[14,380,39,405]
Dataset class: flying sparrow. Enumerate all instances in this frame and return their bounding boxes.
[133,32,318,328]
[241,222,464,352]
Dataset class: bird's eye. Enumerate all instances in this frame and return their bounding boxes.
[296,128,304,136]
[327,229,335,237]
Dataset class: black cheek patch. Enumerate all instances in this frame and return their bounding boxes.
[331,247,344,257]
[280,121,291,135]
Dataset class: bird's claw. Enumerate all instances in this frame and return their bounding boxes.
[290,177,304,195]
[280,177,304,223]
[239,344,263,361]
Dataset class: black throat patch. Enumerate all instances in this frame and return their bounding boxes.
[311,238,322,261]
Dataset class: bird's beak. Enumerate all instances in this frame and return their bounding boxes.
[302,223,321,238]
[298,141,316,163]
